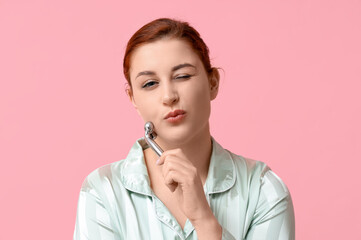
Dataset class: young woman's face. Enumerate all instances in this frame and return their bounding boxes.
[129,38,219,145]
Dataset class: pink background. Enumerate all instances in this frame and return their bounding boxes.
[1,0,360,239]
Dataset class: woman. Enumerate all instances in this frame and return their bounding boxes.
[74,18,295,240]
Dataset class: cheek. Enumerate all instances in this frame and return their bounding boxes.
[137,102,153,120]
[184,82,211,115]
[133,93,154,120]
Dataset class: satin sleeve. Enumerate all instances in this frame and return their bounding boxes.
[245,170,295,240]
[73,177,121,240]
[221,228,237,240]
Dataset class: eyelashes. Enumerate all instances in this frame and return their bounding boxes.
[142,81,157,88]
[175,74,192,80]
[141,75,193,89]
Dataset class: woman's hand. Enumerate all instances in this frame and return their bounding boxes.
[156,148,222,239]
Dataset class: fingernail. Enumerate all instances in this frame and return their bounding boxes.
[156,159,160,165]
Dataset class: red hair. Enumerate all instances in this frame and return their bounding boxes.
[123,18,214,87]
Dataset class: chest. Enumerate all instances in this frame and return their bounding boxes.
[144,150,188,228]
[152,186,188,229]
[114,182,251,240]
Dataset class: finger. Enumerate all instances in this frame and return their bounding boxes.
[164,175,178,192]
[164,170,183,192]
[163,162,197,187]
[156,149,190,168]
[162,157,191,179]
[155,148,185,166]
[156,153,167,165]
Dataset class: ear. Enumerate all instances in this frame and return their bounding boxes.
[208,68,220,100]
[126,86,141,116]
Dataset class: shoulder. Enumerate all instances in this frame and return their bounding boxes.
[226,150,291,199]
[228,150,294,222]
[226,150,269,181]
[80,159,125,193]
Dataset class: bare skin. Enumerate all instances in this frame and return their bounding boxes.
[143,125,212,228]
[129,38,222,239]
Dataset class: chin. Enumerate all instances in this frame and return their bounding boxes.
[159,132,189,145]
[159,124,206,147]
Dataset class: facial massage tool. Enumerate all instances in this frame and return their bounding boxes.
[144,121,164,157]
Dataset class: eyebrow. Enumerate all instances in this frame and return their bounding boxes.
[135,63,196,79]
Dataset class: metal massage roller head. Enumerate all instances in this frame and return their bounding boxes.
[144,121,163,157]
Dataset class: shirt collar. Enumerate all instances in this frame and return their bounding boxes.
[205,137,236,194]
[120,137,236,196]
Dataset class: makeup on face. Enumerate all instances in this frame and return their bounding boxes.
[129,39,214,145]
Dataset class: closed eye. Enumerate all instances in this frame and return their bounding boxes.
[175,75,192,80]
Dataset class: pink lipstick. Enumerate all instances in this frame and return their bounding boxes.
[164,109,186,123]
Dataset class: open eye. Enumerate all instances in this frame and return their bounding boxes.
[142,80,158,89]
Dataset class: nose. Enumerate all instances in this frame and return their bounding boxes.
[162,82,179,106]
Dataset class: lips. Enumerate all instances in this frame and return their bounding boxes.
[164,109,186,119]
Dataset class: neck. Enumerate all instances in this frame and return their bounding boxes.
[145,123,213,185]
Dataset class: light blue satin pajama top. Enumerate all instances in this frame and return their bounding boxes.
[74,137,295,239]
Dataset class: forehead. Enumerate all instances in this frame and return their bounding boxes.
[129,38,202,75]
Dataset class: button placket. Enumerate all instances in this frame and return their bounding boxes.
[152,193,185,240]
